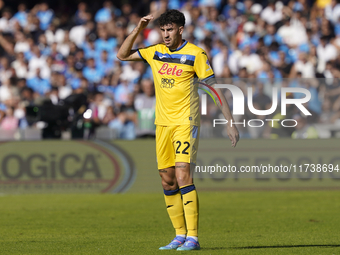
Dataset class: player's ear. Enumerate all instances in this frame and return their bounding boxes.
[179,26,184,35]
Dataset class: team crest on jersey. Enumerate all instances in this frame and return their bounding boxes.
[180,55,186,64]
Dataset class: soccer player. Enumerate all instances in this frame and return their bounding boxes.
[117,10,239,251]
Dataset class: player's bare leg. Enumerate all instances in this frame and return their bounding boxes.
[175,162,200,250]
[159,167,177,190]
[159,167,186,250]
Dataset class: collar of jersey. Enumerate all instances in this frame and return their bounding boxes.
[169,40,187,52]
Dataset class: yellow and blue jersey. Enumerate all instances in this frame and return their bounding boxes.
[138,40,214,126]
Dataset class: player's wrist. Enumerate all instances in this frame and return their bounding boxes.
[137,26,147,36]
[133,26,142,34]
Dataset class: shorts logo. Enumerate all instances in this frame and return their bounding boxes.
[161,78,175,88]
[180,55,186,64]
[158,63,183,76]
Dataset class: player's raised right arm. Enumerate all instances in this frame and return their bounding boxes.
[117,15,154,61]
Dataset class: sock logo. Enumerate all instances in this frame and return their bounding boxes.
[167,205,174,208]
[184,201,193,205]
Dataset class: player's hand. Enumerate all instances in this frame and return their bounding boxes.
[227,125,239,148]
[137,15,154,31]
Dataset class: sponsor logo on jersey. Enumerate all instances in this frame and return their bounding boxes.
[161,78,175,88]
[158,63,183,76]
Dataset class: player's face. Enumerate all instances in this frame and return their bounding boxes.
[160,23,183,49]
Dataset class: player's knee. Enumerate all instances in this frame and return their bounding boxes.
[161,174,177,189]
[176,172,192,186]
[161,175,176,186]
[161,178,177,190]
[159,167,177,188]
[176,175,189,183]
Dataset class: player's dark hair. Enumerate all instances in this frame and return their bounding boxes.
[158,9,185,28]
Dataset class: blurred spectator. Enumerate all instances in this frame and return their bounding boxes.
[14,31,30,53]
[13,3,28,28]
[213,46,228,77]
[69,20,94,47]
[115,78,134,105]
[95,1,114,23]
[73,2,89,26]
[27,68,51,95]
[83,58,103,84]
[74,49,86,70]
[0,78,13,103]
[57,30,71,57]
[45,23,65,45]
[237,45,263,74]
[96,50,114,75]
[260,0,283,25]
[222,0,244,18]
[108,108,136,140]
[97,76,115,100]
[0,57,14,84]
[325,0,340,24]
[263,24,283,46]
[239,21,259,52]
[20,87,34,106]
[0,7,14,33]
[290,53,315,78]
[28,46,47,77]
[0,107,18,130]
[316,36,337,73]
[277,17,308,47]
[49,86,59,105]
[109,93,136,140]
[319,97,340,123]
[89,92,109,124]
[36,2,54,31]
[56,73,72,100]
[134,78,156,137]
[291,114,319,139]
[102,105,115,125]
[95,28,117,54]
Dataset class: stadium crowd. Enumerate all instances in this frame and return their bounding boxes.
[0,0,340,139]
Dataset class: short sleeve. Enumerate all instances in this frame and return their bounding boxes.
[193,50,215,82]
[137,45,157,63]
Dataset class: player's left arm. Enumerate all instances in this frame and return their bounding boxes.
[211,85,239,147]
[194,50,239,147]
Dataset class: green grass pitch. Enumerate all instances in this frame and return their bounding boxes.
[1,191,340,254]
